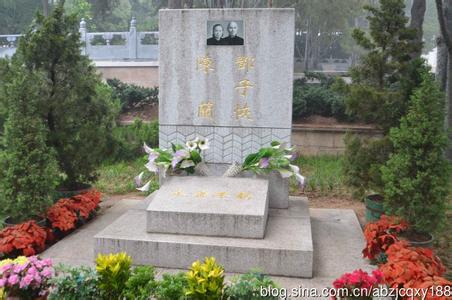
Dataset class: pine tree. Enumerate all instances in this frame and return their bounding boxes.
[0,68,59,222]
[381,72,448,233]
[14,3,118,189]
[343,0,426,197]
[347,0,423,132]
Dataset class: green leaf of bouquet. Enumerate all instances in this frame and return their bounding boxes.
[243,153,260,167]
[190,150,202,163]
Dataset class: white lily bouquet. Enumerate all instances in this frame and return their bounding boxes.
[135,137,209,191]
[241,141,305,186]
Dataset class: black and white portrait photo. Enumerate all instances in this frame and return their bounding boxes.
[206,20,244,46]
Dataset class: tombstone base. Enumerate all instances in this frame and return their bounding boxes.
[94,198,313,277]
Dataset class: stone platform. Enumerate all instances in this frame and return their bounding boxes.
[95,198,313,277]
[147,177,269,238]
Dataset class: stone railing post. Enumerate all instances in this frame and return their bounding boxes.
[79,18,87,55]
[128,17,137,59]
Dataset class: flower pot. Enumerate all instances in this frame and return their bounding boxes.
[365,194,384,223]
[400,230,434,248]
[2,216,47,228]
[55,183,91,200]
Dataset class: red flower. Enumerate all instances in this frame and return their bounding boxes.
[362,215,409,260]
[379,241,446,291]
[0,221,47,256]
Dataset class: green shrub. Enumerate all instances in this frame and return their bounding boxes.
[109,119,159,161]
[107,78,158,112]
[292,74,350,122]
[343,134,392,199]
[0,68,59,222]
[14,4,119,189]
[124,266,157,300]
[49,265,101,300]
[154,272,188,300]
[224,270,279,300]
[381,72,449,233]
[96,252,132,300]
[185,257,225,299]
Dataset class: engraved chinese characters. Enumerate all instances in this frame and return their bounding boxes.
[196,55,256,122]
[171,188,253,200]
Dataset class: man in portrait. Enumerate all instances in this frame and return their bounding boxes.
[224,21,244,45]
[207,24,226,45]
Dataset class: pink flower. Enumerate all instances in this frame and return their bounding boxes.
[13,263,27,274]
[0,264,12,272]
[0,278,5,287]
[259,157,270,168]
[22,274,34,286]
[8,274,19,285]
[41,258,53,267]
[41,267,53,278]
[27,266,38,277]
[372,270,383,283]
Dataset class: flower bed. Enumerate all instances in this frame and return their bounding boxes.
[331,216,451,300]
[1,254,279,300]
[0,190,102,259]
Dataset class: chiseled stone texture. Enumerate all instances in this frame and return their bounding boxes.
[159,9,295,164]
[146,176,269,238]
[95,198,313,277]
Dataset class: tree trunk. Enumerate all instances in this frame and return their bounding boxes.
[446,55,452,159]
[436,36,448,91]
[168,0,183,8]
[436,0,452,159]
[409,0,426,58]
[42,0,49,16]
[304,18,311,72]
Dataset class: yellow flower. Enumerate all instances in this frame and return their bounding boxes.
[14,256,28,266]
[0,258,13,268]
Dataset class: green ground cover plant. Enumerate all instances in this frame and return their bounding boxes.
[291,155,347,196]
[109,120,159,162]
[94,157,158,195]
[107,78,158,112]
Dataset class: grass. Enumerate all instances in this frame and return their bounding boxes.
[94,157,159,195]
[290,154,348,196]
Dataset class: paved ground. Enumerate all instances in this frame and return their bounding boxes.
[41,196,373,299]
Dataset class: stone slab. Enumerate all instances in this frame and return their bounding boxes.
[146,176,269,238]
[95,199,313,277]
[159,9,295,164]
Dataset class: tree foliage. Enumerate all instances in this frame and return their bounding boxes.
[0,67,59,222]
[12,4,119,188]
[343,0,426,197]
[381,72,448,233]
[0,0,41,34]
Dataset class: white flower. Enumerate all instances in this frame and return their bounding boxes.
[289,164,300,174]
[172,149,190,168]
[295,173,305,186]
[143,142,153,154]
[198,138,209,150]
[145,161,159,173]
[180,160,195,169]
[186,140,197,151]
[134,172,144,187]
[137,180,152,192]
[278,169,293,178]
